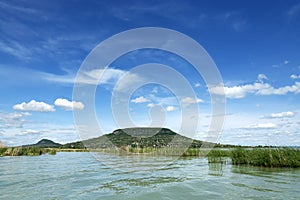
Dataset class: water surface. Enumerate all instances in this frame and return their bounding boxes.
[0,152,299,199]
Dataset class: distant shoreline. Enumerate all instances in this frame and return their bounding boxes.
[1,128,299,168]
[1,146,300,168]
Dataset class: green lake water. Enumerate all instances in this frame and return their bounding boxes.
[0,152,299,199]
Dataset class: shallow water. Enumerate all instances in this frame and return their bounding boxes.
[0,152,299,199]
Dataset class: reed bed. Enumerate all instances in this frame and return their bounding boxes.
[230,148,300,168]
[0,147,56,156]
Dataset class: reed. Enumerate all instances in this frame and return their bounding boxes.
[230,147,300,168]
[0,147,57,156]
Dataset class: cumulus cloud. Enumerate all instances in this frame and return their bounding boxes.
[248,123,278,129]
[209,75,300,99]
[166,106,176,111]
[131,96,150,103]
[266,111,295,118]
[291,74,300,79]
[209,82,268,99]
[257,82,300,95]
[54,98,84,111]
[181,97,204,104]
[13,100,55,112]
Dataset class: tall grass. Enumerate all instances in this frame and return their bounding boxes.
[0,147,57,156]
[231,148,300,168]
[3,145,299,168]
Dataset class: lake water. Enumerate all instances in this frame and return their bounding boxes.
[0,152,299,199]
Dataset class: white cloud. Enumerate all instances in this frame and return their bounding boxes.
[257,82,300,95]
[249,123,278,129]
[13,100,55,112]
[257,74,268,82]
[44,68,142,88]
[166,106,176,112]
[209,82,269,99]
[81,68,125,85]
[0,112,29,128]
[0,39,32,60]
[21,112,32,116]
[291,74,300,79]
[181,97,204,104]
[17,129,44,136]
[267,111,295,118]
[147,103,155,108]
[209,75,300,99]
[194,83,201,88]
[211,111,300,146]
[114,71,144,92]
[54,98,84,111]
[130,96,150,103]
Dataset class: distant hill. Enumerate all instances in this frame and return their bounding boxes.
[23,139,62,148]
[62,127,226,149]
[22,128,234,149]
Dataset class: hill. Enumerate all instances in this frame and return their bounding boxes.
[62,127,226,149]
[23,139,62,148]
[20,127,234,149]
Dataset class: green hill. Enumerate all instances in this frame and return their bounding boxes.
[19,127,233,150]
[24,139,62,148]
[61,127,223,149]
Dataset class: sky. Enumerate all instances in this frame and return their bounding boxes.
[0,0,300,146]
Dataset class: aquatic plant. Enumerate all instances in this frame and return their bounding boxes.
[207,149,231,157]
[231,148,300,168]
[0,147,57,156]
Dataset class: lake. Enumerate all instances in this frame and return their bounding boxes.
[0,152,299,199]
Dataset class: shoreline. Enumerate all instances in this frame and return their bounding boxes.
[1,146,299,168]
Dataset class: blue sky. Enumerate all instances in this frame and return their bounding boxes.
[0,0,300,146]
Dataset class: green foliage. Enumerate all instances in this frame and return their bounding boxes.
[231,148,300,168]
[208,156,228,164]
[60,141,85,149]
[71,128,204,149]
[182,149,200,156]
[34,139,61,148]
[207,149,231,157]
[48,149,57,155]
[0,147,57,156]
[0,147,8,156]
[21,147,42,156]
